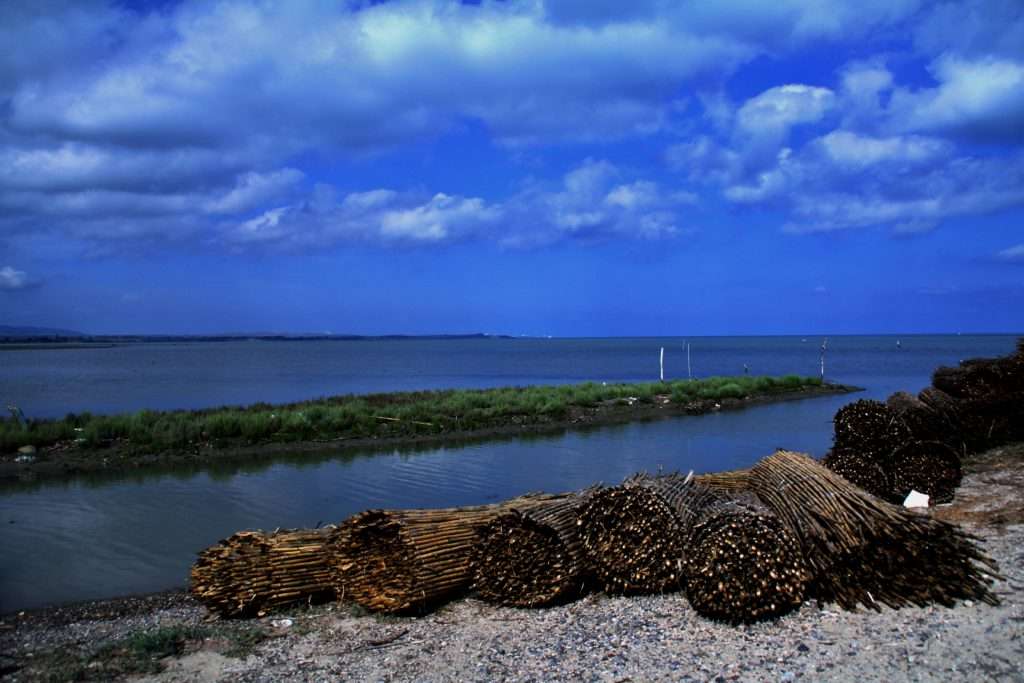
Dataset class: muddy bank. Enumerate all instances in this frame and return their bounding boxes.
[1,442,1020,682]
[0,383,857,486]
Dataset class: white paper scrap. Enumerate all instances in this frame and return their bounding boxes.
[903,490,930,508]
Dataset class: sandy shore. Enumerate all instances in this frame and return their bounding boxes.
[2,443,1022,682]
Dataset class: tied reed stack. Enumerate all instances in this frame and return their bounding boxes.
[577,473,703,594]
[329,494,563,614]
[889,441,962,504]
[692,468,751,494]
[190,528,336,618]
[832,399,911,461]
[470,491,595,608]
[820,449,890,500]
[749,450,1000,611]
[683,493,811,624]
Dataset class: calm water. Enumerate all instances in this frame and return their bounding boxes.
[0,334,1018,613]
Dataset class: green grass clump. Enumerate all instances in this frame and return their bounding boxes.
[1,373,826,456]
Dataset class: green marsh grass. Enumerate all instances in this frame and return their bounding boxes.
[1,375,823,454]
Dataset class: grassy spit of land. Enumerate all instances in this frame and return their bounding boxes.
[0,375,856,482]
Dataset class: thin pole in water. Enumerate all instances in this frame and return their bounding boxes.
[820,338,828,382]
[660,347,665,382]
[687,343,692,380]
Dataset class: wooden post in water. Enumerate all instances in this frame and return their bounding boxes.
[687,343,692,380]
[660,347,665,382]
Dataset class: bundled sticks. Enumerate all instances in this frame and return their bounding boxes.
[820,449,891,501]
[890,441,962,504]
[328,494,564,614]
[683,495,811,624]
[832,399,910,460]
[577,476,689,594]
[470,491,594,607]
[749,450,1000,610]
[190,528,337,618]
[692,468,751,494]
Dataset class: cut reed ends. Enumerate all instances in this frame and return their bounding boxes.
[749,450,1000,611]
[328,494,565,614]
[471,492,594,607]
[577,477,689,594]
[190,528,337,618]
[683,497,811,624]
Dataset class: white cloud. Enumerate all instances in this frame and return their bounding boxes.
[913,0,1024,61]
[719,128,1024,233]
[379,194,500,242]
[730,84,836,171]
[204,169,305,214]
[815,131,949,168]
[996,244,1024,263]
[221,159,689,249]
[736,85,835,137]
[224,188,501,248]
[889,56,1024,142]
[0,266,30,291]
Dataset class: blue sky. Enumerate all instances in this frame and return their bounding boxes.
[1,0,1022,336]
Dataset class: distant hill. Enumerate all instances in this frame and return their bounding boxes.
[0,325,83,337]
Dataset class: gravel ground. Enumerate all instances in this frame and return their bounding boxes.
[3,445,1023,682]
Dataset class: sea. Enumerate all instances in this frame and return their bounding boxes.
[0,334,1018,612]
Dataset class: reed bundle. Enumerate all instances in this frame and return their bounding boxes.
[470,491,595,607]
[889,440,963,504]
[328,494,564,614]
[693,468,751,494]
[832,399,910,460]
[820,448,891,500]
[886,391,956,445]
[190,528,336,618]
[749,450,1000,610]
[577,473,705,594]
[683,495,811,624]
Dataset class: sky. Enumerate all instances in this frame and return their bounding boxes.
[0,0,1022,336]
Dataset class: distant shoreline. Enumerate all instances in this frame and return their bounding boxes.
[0,333,511,347]
[0,380,858,485]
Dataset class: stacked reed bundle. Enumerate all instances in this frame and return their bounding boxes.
[190,527,336,618]
[931,347,1024,450]
[470,491,596,607]
[820,449,891,500]
[889,441,963,504]
[683,493,811,624]
[749,450,1000,610]
[577,473,701,594]
[832,399,911,461]
[886,391,957,445]
[692,468,751,494]
[328,493,564,614]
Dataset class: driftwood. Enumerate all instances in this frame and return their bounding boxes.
[748,450,1000,611]
[889,441,963,504]
[471,491,595,607]
[683,495,811,624]
[328,493,565,614]
[190,528,337,618]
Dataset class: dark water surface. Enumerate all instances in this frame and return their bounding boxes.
[0,334,1017,613]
